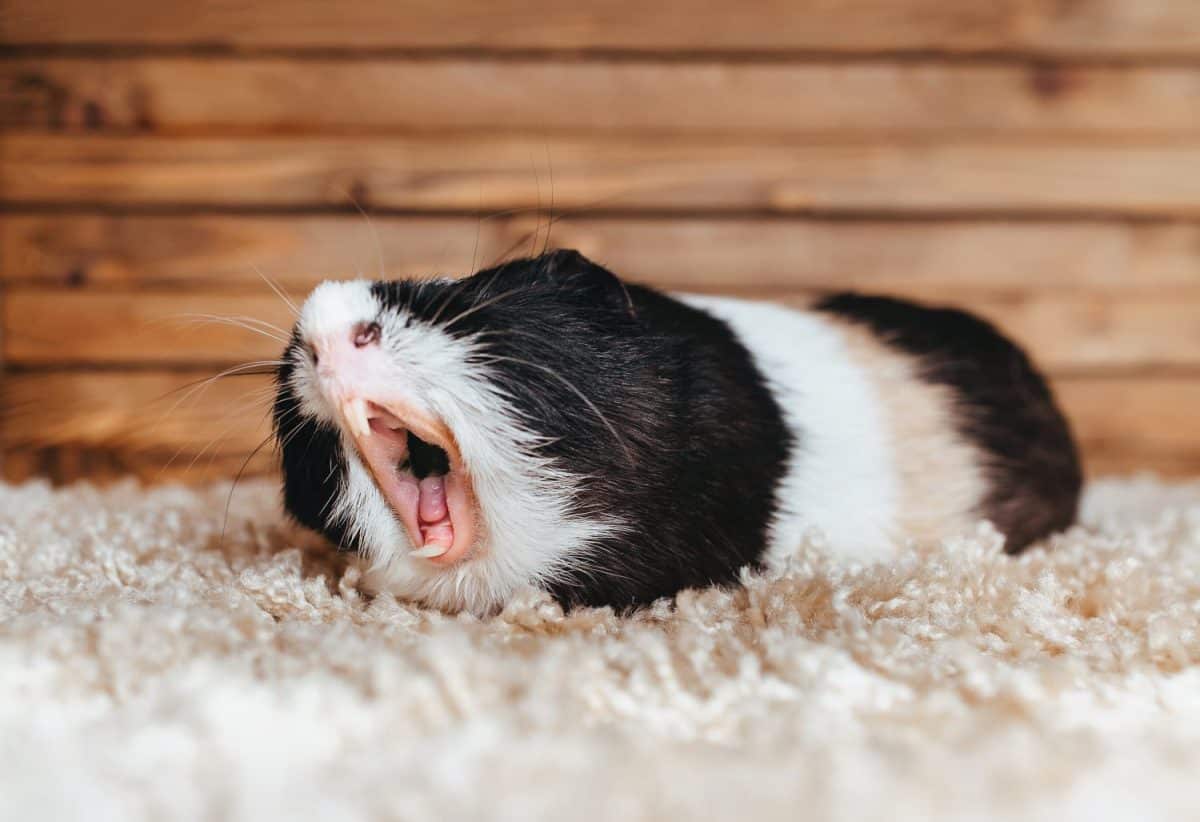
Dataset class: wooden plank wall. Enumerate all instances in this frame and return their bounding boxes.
[2,0,1199,483]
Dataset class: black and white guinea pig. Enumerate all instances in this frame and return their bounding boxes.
[274,248,1082,615]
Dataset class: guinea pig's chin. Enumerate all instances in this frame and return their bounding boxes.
[338,397,479,567]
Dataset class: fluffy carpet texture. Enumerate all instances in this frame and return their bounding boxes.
[2,478,1200,821]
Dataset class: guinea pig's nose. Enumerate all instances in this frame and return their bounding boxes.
[353,321,381,348]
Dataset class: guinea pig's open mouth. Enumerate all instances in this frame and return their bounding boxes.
[338,398,477,566]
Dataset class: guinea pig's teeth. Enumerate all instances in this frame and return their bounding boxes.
[341,397,371,439]
[411,543,449,559]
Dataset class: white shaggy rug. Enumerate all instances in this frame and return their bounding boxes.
[3,477,1200,821]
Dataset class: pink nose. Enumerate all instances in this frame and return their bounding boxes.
[311,322,382,379]
[353,322,381,348]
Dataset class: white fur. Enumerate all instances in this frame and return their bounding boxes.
[290,283,906,613]
[682,295,901,565]
[289,281,620,616]
[299,280,380,342]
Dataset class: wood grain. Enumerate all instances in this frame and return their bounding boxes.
[1056,377,1200,477]
[1,370,277,483]
[4,0,1200,57]
[0,445,278,484]
[7,214,1200,293]
[6,289,1200,372]
[4,371,1196,483]
[3,0,1199,484]
[9,57,1200,136]
[2,292,293,366]
[12,134,1200,216]
[2,370,273,453]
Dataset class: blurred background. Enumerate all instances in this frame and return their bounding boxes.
[2,0,1199,484]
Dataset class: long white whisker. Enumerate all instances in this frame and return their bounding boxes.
[178,313,289,344]
[164,360,284,414]
[276,413,318,453]
[474,354,635,467]
[186,406,269,473]
[252,265,300,318]
[183,313,289,336]
[158,386,275,477]
[147,362,284,472]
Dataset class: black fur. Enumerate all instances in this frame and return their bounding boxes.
[272,374,358,552]
[368,250,794,608]
[274,250,1082,612]
[814,293,1082,552]
[275,250,793,608]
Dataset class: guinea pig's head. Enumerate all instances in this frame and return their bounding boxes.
[273,249,658,614]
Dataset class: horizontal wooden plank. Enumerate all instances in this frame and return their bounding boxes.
[2,370,274,453]
[2,292,293,366]
[11,134,1200,216]
[0,446,278,485]
[1055,377,1200,478]
[4,371,1197,483]
[5,289,1200,372]
[7,214,1200,293]
[10,57,1200,136]
[0,214,508,289]
[1,370,278,484]
[4,0,1200,57]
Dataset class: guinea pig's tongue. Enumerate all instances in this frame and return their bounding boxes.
[413,477,455,557]
[419,476,448,521]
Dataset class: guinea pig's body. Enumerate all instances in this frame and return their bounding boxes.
[274,250,1081,615]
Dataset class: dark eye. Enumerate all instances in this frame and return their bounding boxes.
[309,347,319,366]
[354,321,382,348]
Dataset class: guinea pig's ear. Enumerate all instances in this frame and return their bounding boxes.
[537,248,636,316]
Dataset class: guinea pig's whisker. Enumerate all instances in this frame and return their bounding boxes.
[273,407,328,460]
[323,456,341,485]
[160,387,276,477]
[219,432,276,552]
[528,149,543,258]
[181,313,290,337]
[427,273,480,326]
[276,418,314,454]
[253,265,300,318]
[460,177,643,276]
[317,478,342,520]
[178,313,290,344]
[186,407,265,473]
[270,403,308,446]
[468,327,553,347]
[343,185,388,281]
[441,287,526,332]
[488,233,542,271]
[154,361,280,479]
[541,144,555,256]
[157,361,284,422]
[472,354,634,467]
[169,360,283,395]
[484,184,641,271]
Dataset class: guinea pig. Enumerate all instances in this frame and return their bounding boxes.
[273,248,1081,615]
